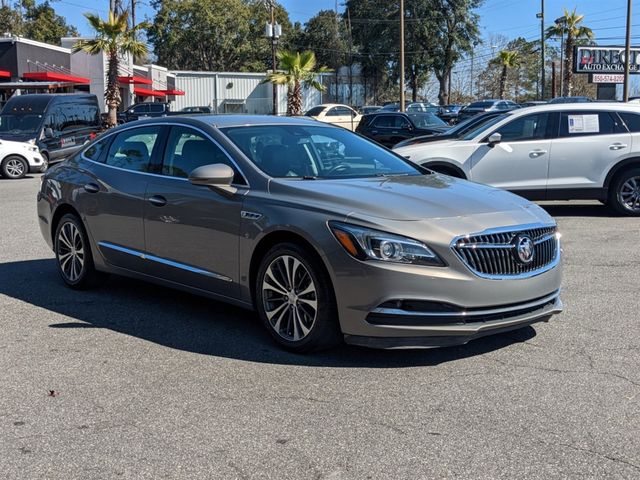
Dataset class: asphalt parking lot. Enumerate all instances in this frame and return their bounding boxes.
[1,175,639,479]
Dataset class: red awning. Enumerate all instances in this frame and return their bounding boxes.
[23,71,90,84]
[134,87,166,97]
[158,89,185,96]
[118,75,153,85]
[0,70,11,78]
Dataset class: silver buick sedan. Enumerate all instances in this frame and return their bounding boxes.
[37,115,562,352]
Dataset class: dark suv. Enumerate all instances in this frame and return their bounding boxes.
[356,112,449,147]
[457,100,519,123]
[118,102,176,123]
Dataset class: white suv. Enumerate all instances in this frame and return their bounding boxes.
[393,103,640,215]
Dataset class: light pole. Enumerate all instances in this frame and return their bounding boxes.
[264,0,281,116]
[623,0,632,102]
[399,0,405,111]
[537,0,545,100]
[555,16,567,97]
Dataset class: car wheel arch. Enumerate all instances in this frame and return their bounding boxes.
[50,204,83,244]
[603,157,640,191]
[420,161,467,179]
[248,229,336,308]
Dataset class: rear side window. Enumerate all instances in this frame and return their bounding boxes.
[131,104,148,114]
[618,112,640,132]
[305,106,325,117]
[149,103,165,113]
[104,126,161,172]
[373,115,400,128]
[558,111,624,137]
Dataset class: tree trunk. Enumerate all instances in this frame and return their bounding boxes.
[105,51,121,128]
[411,65,418,102]
[499,65,508,99]
[437,74,447,106]
[564,36,573,97]
[288,81,303,116]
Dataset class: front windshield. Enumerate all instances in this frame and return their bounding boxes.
[220,124,421,179]
[460,113,511,140]
[0,114,43,134]
[408,113,446,128]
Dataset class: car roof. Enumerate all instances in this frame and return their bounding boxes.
[314,103,353,109]
[120,114,327,129]
[506,102,639,115]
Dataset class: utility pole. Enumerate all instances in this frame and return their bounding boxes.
[623,0,632,102]
[551,61,556,98]
[399,0,405,112]
[470,50,475,99]
[555,16,567,97]
[346,7,353,106]
[265,1,280,115]
[538,0,545,100]
[131,0,136,29]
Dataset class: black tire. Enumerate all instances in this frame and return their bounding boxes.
[608,168,640,216]
[255,243,341,353]
[1,155,28,179]
[54,213,108,289]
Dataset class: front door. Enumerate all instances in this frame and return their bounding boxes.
[143,125,246,298]
[470,112,553,195]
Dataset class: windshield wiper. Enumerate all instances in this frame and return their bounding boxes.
[302,175,317,180]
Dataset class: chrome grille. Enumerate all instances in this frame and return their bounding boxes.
[452,225,559,278]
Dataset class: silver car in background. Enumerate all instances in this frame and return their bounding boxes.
[37,115,562,352]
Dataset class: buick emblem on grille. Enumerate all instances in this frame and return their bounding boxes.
[514,235,535,264]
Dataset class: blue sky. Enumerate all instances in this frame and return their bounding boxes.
[56,0,637,55]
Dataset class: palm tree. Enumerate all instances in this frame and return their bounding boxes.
[497,50,521,100]
[263,51,331,116]
[73,11,147,127]
[546,8,594,97]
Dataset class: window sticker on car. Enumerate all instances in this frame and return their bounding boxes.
[568,115,599,134]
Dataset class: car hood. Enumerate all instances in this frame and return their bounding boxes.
[0,133,36,143]
[269,174,551,226]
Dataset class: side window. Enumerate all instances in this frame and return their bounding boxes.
[131,104,148,114]
[558,111,621,138]
[326,108,341,117]
[44,108,64,136]
[494,113,549,142]
[149,103,164,113]
[162,126,244,184]
[396,116,412,129]
[104,126,161,172]
[618,112,640,132]
[373,115,395,128]
[83,136,109,161]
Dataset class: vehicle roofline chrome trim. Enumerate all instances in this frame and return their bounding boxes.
[80,121,251,187]
[449,222,560,280]
[372,291,561,318]
[98,241,233,282]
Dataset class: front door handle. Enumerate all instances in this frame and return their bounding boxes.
[529,150,548,158]
[148,195,167,207]
[609,143,628,150]
[83,183,99,193]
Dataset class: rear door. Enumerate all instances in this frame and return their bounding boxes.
[143,125,246,297]
[547,110,631,192]
[470,112,553,194]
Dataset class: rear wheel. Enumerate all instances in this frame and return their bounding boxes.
[609,168,640,216]
[1,156,28,179]
[54,214,107,289]
[255,243,341,352]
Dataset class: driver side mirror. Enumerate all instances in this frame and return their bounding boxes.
[189,163,237,196]
[487,132,502,147]
[44,127,54,138]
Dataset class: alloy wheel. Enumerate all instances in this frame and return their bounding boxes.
[5,158,25,178]
[618,176,640,212]
[261,255,318,342]
[57,221,85,283]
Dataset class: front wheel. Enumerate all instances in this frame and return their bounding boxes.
[1,156,28,179]
[255,243,341,352]
[54,214,107,289]
[609,168,640,216]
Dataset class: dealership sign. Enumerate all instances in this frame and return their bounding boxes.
[574,46,640,74]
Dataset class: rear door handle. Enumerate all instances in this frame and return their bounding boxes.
[148,195,167,207]
[83,183,99,193]
[609,143,628,150]
[529,150,547,158]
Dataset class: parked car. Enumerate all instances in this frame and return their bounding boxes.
[181,106,213,114]
[0,138,47,179]
[548,96,592,104]
[520,101,548,108]
[37,115,562,352]
[438,104,464,124]
[0,94,102,165]
[359,106,383,115]
[456,99,519,123]
[381,102,439,113]
[394,103,640,215]
[356,111,449,147]
[393,111,506,148]
[118,102,179,123]
[305,104,362,131]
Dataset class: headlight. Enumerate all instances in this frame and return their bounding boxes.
[29,146,39,152]
[328,221,444,266]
